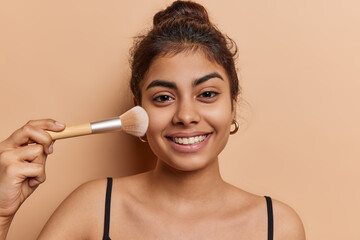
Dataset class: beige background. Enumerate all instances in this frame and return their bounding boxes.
[0,0,359,239]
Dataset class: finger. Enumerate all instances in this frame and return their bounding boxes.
[7,125,53,154]
[28,177,45,188]
[3,161,45,185]
[25,145,48,166]
[2,144,46,164]
[4,119,65,148]
[17,162,46,188]
[26,119,65,132]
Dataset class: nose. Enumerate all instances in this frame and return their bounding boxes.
[172,98,201,126]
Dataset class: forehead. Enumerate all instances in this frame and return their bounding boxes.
[143,51,228,84]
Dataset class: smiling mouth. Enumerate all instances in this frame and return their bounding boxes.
[167,134,210,145]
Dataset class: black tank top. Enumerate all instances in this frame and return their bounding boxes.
[102,178,274,240]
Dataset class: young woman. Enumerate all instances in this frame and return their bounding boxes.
[0,1,305,239]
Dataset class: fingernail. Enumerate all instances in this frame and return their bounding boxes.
[48,142,54,154]
[29,179,41,187]
[55,121,65,128]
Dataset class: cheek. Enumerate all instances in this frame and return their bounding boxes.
[143,105,175,159]
[203,99,233,131]
[143,104,173,138]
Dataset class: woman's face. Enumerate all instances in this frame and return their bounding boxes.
[140,50,235,171]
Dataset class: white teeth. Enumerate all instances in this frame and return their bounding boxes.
[172,135,207,145]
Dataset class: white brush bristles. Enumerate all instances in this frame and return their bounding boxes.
[119,106,149,137]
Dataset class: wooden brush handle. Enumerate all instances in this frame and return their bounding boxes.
[28,122,92,144]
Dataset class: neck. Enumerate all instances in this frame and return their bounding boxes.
[147,158,226,206]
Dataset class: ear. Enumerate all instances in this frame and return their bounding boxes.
[133,97,137,106]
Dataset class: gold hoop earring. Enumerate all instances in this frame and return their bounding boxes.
[139,135,148,143]
[230,120,239,135]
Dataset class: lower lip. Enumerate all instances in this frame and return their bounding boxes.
[166,134,211,153]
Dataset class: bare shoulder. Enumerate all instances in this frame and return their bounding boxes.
[38,174,146,240]
[271,198,306,240]
[38,178,109,240]
[223,184,305,239]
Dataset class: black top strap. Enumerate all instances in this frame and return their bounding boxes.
[265,196,274,240]
[103,177,113,240]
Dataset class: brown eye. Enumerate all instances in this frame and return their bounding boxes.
[153,95,174,103]
[198,91,219,99]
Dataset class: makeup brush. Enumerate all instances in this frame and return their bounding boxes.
[28,106,148,143]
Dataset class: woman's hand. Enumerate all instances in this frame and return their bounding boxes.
[0,119,65,238]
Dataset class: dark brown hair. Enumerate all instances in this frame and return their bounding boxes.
[130,0,240,107]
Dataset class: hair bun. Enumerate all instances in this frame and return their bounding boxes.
[153,1,210,26]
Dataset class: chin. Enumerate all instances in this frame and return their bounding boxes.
[159,154,218,173]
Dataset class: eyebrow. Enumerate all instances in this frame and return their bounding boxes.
[192,72,223,87]
[145,72,224,90]
[146,80,177,90]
